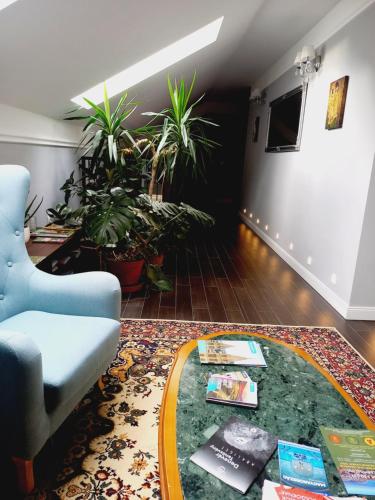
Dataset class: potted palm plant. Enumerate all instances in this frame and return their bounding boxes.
[142,74,219,201]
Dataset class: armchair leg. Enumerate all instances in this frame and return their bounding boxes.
[11,456,34,493]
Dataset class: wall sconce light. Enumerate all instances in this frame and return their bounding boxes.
[294,45,321,81]
[249,87,267,105]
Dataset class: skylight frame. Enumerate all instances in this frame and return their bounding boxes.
[0,0,19,11]
[71,16,224,109]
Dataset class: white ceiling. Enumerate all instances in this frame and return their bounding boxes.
[0,0,340,119]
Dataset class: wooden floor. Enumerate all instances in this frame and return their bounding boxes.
[122,222,375,368]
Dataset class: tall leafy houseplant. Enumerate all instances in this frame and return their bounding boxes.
[66,84,140,185]
[56,79,216,293]
[143,74,219,198]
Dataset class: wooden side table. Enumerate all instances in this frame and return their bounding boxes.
[26,231,81,273]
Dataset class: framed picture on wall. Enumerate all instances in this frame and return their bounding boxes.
[252,116,260,142]
[325,76,349,130]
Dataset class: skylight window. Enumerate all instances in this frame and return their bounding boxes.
[0,0,19,11]
[71,16,224,108]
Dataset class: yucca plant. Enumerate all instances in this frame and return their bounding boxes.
[142,74,219,197]
[66,85,140,182]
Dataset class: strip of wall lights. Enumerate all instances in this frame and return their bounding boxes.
[71,16,224,108]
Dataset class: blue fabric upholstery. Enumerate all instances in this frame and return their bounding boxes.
[0,165,121,460]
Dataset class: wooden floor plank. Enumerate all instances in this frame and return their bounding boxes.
[190,276,208,309]
[205,286,227,322]
[216,277,240,310]
[158,306,176,320]
[233,287,263,324]
[141,290,160,319]
[176,284,193,320]
[193,308,211,322]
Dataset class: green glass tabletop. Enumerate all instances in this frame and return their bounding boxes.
[175,334,370,499]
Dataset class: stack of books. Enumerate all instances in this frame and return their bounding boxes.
[206,371,258,408]
[31,224,77,243]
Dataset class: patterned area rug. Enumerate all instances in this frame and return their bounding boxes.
[27,319,374,500]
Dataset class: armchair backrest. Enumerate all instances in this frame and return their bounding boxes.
[0,165,35,322]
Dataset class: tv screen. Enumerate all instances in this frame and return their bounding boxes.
[266,85,306,152]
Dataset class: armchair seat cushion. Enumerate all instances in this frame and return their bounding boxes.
[0,310,120,412]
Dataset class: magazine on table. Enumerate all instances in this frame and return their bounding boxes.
[320,427,375,496]
[278,440,329,493]
[262,479,365,499]
[197,339,267,367]
[31,236,68,243]
[206,371,258,408]
[190,416,277,494]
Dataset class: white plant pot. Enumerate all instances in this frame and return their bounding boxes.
[24,226,31,243]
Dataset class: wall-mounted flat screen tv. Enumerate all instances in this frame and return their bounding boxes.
[265,85,307,152]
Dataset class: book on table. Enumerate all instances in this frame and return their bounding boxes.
[262,479,365,499]
[278,440,329,493]
[197,339,267,367]
[31,236,68,243]
[190,416,277,494]
[320,427,375,496]
[206,371,258,408]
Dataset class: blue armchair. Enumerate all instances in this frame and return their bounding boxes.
[0,165,121,493]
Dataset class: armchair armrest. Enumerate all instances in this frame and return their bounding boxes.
[0,330,49,459]
[28,270,121,321]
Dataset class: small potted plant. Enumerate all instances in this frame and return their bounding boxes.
[24,195,43,242]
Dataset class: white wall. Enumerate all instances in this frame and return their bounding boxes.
[0,144,79,227]
[241,1,375,318]
[0,102,81,147]
[0,102,81,226]
[349,154,375,314]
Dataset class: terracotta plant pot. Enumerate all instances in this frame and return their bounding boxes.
[107,258,145,293]
[149,254,164,266]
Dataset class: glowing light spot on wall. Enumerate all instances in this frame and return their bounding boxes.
[243,208,247,214]
[307,256,312,265]
[265,225,268,231]
[276,233,280,239]
[250,213,253,218]
[289,242,294,250]
[330,273,337,284]
[256,218,260,224]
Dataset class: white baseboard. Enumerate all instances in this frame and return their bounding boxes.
[346,306,375,320]
[239,213,361,320]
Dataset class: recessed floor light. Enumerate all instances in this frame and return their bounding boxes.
[72,16,224,108]
[307,256,312,265]
[289,242,294,250]
[256,218,260,224]
[243,208,247,214]
[250,213,253,218]
[276,233,280,239]
[265,225,268,231]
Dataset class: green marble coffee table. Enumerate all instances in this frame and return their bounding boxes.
[159,332,373,499]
